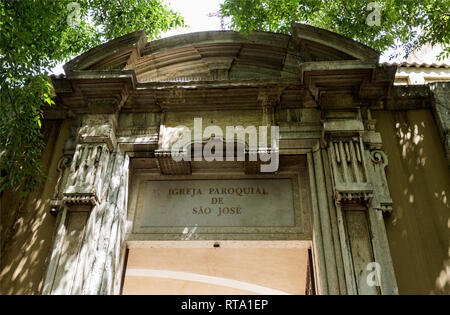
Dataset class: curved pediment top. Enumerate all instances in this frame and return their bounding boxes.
[64,29,147,73]
[291,23,380,62]
[62,24,380,82]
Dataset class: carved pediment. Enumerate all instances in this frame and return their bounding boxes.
[47,24,405,118]
[61,24,381,83]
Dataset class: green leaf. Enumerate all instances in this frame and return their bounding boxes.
[0,0,185,194]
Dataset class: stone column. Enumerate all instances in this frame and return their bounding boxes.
[43,114,129,295]
[323,110,398,295]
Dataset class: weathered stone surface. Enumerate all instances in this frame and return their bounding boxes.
[77,114,117,151]
[321,108,397,294]
[138,179,295,227]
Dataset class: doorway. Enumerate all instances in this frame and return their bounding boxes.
[121,241,313,295]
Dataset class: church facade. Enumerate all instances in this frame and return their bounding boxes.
[1,23,449,295]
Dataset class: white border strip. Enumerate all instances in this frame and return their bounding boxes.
[126,269,291,295]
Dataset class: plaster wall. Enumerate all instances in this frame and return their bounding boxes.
[122,247,309,295]
[0,120,74,294]
[374,109,450,294]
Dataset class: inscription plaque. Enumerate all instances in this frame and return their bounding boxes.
[140,179,295,227]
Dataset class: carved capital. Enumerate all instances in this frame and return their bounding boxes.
[327,134,374,206]
[62,142,111,211]
[323,109,394,214]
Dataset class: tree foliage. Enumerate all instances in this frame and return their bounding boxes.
[0,0,184,194]
[221,0,450,58]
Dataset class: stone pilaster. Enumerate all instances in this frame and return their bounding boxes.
[323,108,397,294]
[43,114,122,295]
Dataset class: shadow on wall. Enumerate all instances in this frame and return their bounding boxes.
[375,109,449,294]
[0,120,72,295]
[0,192,56,294]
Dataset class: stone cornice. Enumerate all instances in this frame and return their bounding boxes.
[45,29,438,120]
[291,23,380,62]
[64,30,146,72]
